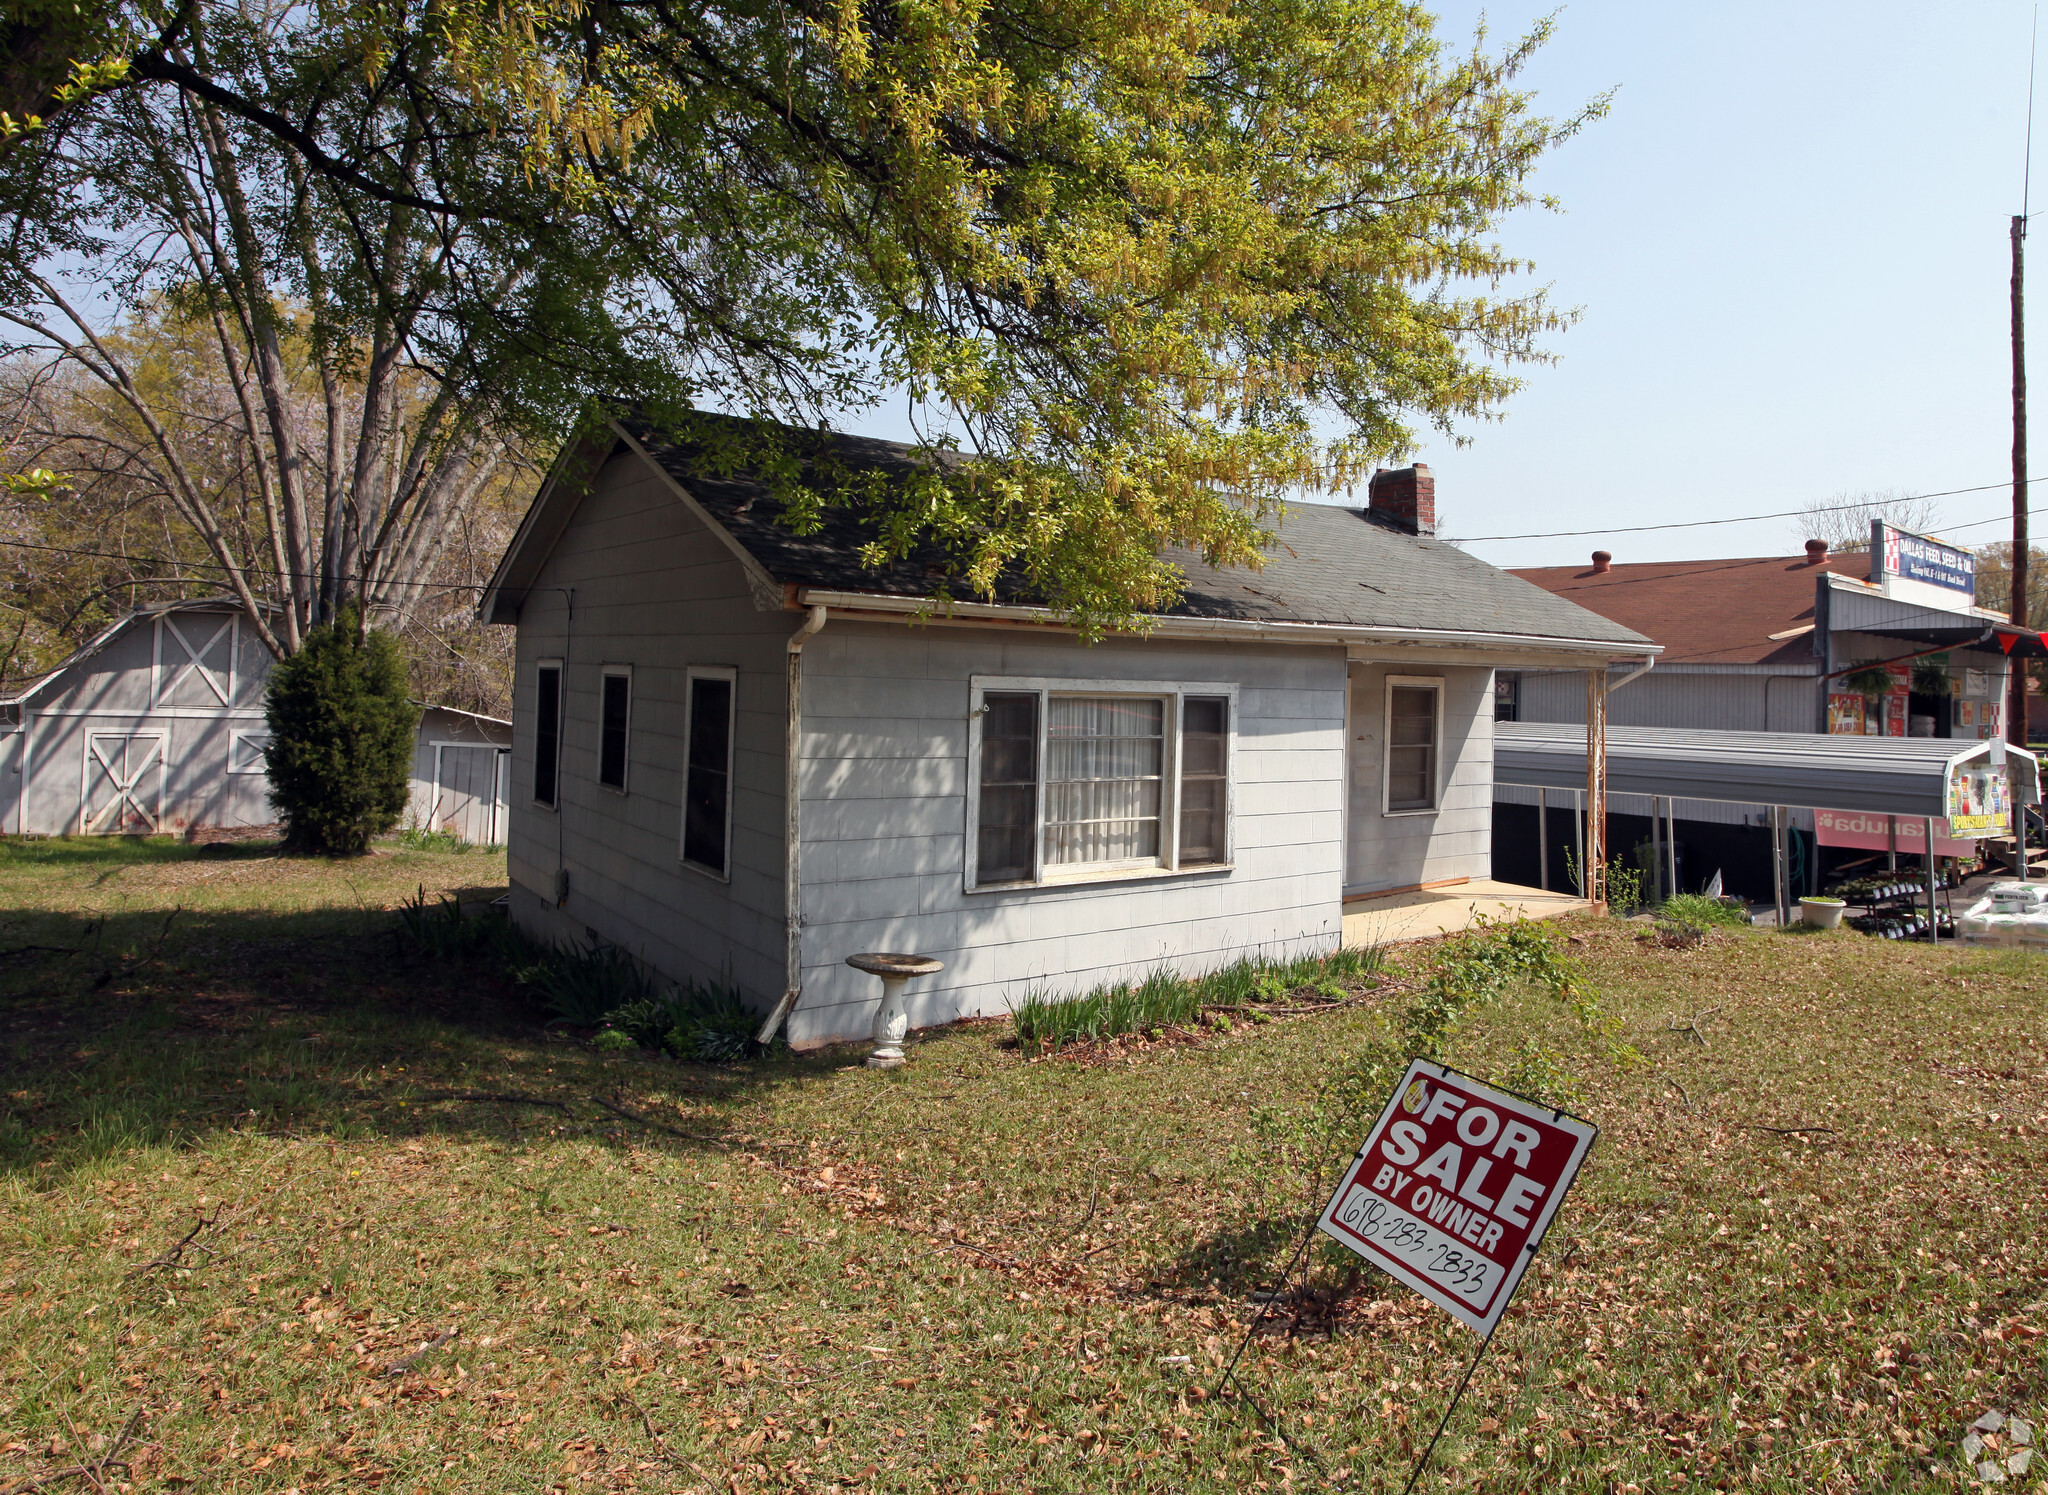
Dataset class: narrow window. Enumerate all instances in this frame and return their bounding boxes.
[534,664,561,806]
[1179,696,1228,865]
[1387,682,1440,812]
[683,672,734,875]
[599,669,631,790]
[1044,696,1164,867]
[1494,672,1520,723]
[976,693,1039,883]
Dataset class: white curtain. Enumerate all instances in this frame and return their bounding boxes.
[1045,697,1163,865]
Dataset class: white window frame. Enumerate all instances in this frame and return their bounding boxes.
[1383,674,1444,817]
[227,729,271,774]
[532,657,564,810]
[597,664,633,794]
[964,675,1237,892]
[680,664,738,882]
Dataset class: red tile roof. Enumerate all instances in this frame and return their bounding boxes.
[1507,553,1872,666]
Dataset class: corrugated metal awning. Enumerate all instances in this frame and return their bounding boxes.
[1496,721,2039,815]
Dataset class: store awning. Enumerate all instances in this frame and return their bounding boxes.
[1495,721,2039,816]
[1825,579,2048,658]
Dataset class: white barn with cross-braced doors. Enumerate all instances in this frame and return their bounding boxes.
[0,599,511,842]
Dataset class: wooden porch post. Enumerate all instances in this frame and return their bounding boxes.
[1586,670,1608,912]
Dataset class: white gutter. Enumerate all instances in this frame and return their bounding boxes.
[794,588,1659,663]
[1606,655,1656,694]
[758,604,829,1045]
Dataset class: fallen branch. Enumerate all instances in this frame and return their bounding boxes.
[590,1094,730,1149]
[0,943,79,961]
[1729,1124,1837,1137]
[418,1091,570,1111]
[946,1239,1023,1269]
[377,1326,458,1377]
[126,1208,220,1278]
[0,1407,145,1495]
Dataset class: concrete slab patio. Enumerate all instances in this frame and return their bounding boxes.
[1341,878,1590,947]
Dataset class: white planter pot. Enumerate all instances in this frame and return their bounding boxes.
[1799,897,1846,929]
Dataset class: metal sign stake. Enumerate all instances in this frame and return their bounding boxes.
[1400,1317,1502,1495]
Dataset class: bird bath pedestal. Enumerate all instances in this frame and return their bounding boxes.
[845,953,944,1068]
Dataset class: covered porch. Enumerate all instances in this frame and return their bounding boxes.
[1341,878,1590,947]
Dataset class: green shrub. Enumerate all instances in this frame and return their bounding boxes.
[264,611,419,855]
[1660,892,1747,931]
[1010,946,1383,1055]
[534,938,650,1026]
[658,979,767,1063]
[396,887,524,964]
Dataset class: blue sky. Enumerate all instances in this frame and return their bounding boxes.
[1411,1,2043,567]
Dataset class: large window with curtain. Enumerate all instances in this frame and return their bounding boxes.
[968,678,1234,889]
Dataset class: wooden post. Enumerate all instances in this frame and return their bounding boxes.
[1667,800,1680,898]
[1585,671,1607,911]
[1650,796,1664,903]
[2011,213,2031,752]
[1771,806,1788,928]
[1925,816,1940,940]
[1538,787,1549,892]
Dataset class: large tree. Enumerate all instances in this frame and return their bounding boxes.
[2,0,1596,636]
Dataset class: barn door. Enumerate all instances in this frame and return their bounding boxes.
[81,733,166,835]
[433,744,500,843]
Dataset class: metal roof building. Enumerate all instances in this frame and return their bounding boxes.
[1495,721,2040,818]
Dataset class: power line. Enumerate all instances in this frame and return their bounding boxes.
[0,535,493,592]
[1450,479,2041,545]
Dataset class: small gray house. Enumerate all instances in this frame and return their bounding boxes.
[1,598,511,843]
[480,419,1655,1048]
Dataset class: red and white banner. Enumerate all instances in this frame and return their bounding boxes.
[1813,808,1975,858]
[1317,1061,1596,1335]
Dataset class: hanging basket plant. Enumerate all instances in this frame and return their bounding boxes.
[1841,662,1898,701]
[1911,657,1952,696]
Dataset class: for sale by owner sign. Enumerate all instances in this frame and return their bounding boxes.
[1317,1060,1596,1334]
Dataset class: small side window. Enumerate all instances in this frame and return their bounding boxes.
[976,692,1040,885]
[1494,672,1520,723]
[599,668,631,791]
[1179,696,1228,865]
[534,663,562,806]
[682,670,735,876]
[1386,679,1441,813]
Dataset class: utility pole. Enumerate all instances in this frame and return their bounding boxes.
[2013,210,2031,749]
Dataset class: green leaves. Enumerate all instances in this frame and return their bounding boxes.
[263,612,418,855]
[9,0,1595,630]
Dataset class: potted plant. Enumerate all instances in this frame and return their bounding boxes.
[1799,895,1847,929]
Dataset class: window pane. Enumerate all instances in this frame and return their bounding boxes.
[534,666,560,805]
[977,693,1038,883]
[599,673,630,788]
[684,676,732,871]
[1045,696,1163,866]
[1494,672,1519,723]
[1179,696,1228,865]
[1387,685,1437,810]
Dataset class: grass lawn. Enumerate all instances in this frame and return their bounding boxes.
[0,837,2044,1493]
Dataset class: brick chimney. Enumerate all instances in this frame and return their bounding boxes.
[1804,538,1828,566]
[1590,550,1612,574]
[1367,464,1435,537]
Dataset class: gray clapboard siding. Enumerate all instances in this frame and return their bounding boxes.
[503,451,793,1002]
[1343,661,1493,895]
[787,621,1348,1045]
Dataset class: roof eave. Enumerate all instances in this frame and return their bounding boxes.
[794,588,1659,662]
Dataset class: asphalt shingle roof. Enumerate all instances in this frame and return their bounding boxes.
[625,418,1651,649]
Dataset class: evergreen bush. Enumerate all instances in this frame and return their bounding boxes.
[264,612,418,855]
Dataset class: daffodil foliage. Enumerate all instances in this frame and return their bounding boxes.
[3,0,1596,631]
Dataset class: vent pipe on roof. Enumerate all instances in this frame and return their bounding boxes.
[1804,538,1829,565]
[1367,464,1435,537]
[1589,550,1612,574]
